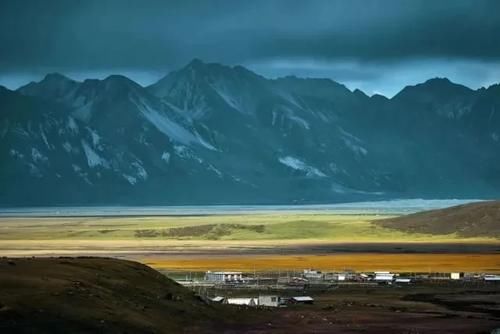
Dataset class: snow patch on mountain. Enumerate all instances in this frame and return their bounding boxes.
[87,128,101,147]
[194,131,217,150]
[274,105,310,130]
[72,101,94,121]
[81,140,108,168]
[211,83,244,113]
[67,117,79,134]
[279,156,326,177]
[39,127,51,149]
[174,145,203,163]
[161,152,171,163]
[133,98,215,150]
[13,126,29,138]
[132,161,148,180]
[339,127,368,156]
[31,148,48,163]
[9,149,24,159]
[62,142,73,153]
[208,164,223,177]
[288,115,310,130]
[123,174,137,185]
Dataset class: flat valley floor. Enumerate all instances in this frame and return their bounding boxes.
[1,213,499,273]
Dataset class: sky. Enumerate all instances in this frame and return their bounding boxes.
[0,0,499,97]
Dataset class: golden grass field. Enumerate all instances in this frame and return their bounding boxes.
[140,253,500,273]
[1,213,499,272]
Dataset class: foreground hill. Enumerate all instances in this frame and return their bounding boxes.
[1,257,500,334]
[376,200,500,238]
[0,257,230,333]
[2,60,500,205]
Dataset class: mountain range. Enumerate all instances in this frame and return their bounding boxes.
[1,59,499,206]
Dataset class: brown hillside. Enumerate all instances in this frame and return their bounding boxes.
[0,257,228,334]
[375,200,500,238]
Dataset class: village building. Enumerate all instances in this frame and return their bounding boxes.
[210,296,225,303]
[225,298,258,306]
[374,271,395,282]
[395,278,411,283]
[336,273,347,281]
[205,271,243,282]
[303,269,323,280]
[258,295,280,307]
[290,296,314,304]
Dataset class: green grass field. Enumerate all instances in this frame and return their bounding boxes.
[0,213,496,243]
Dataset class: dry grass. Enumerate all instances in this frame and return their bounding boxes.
[141,253,500,273]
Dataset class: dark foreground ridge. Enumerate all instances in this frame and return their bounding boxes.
[1,257,500,333]
[0,257,229,333]
[376,200,500,238]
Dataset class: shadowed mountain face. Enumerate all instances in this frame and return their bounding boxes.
[1,60,500,206]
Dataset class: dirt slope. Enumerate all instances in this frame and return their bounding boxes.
[0,257,226,334]
[376,200,500,238]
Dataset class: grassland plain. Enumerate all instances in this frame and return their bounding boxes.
[1,213,499,273]
[1,213,498,242]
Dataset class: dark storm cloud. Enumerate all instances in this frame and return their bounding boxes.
[0,0,499,95]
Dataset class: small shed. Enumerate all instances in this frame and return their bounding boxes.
[225,298,258,306]
[395,278,411,283]
[210,296,225,303]
[291,296,314,304]
[303,269,323,280]
[374,272,394,281]
[258,295,279,307]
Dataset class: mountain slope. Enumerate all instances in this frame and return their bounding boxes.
[1,60,500,205]
[375,200,500,238]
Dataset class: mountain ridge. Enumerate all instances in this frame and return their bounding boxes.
[14,59,499,100]
[1,59,500,206]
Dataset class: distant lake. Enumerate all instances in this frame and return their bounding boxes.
[0,199,483,217]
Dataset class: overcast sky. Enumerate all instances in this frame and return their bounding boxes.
[0,0,499,96]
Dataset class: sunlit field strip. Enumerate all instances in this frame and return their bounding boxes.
[0,214,498,243]
[141,253,500,273]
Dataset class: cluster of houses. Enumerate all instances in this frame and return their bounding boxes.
[210,295,313,307]
[204,269,500,285]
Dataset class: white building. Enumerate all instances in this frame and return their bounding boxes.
[225,298,258,306]
[450,272,462,280]
[395,278,411,283]
[303,269,323,280]
[484,274,500,281]
[210,296,225,303]
[205,271,243,282]
[336,273,347,281]
[291,296,314,304]
[258,295,279,307]
[374,271,395,281]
